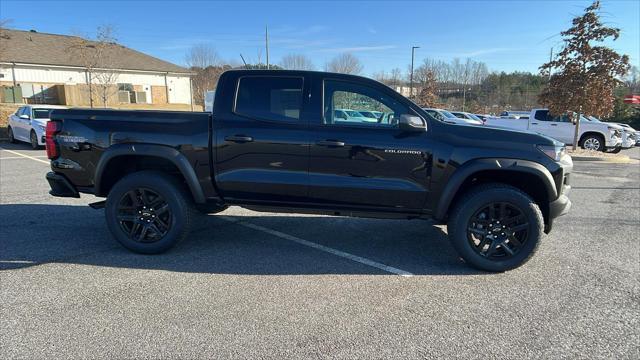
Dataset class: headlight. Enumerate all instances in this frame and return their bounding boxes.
[607,126,621,138]
[36,124,46,131]
[536,144,565,161]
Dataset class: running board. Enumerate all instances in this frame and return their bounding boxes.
[88,200,106,209]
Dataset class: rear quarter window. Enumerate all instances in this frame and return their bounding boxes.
[235,76,303,122]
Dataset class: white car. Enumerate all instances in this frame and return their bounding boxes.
[586,116,637,150]
[484,109,622,152]
[334,109,375,123]
[422,108,483,126]
[450,111,486,125]
[7,105,67,149]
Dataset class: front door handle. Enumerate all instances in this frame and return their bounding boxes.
[225,135,253,143]
[316,140,345,147]
[530,122,539,125]
[550,123,558,126]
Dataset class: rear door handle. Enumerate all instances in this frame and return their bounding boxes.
[530,122,539,125]
[316,140,345,147]
[550,123,558,126]
[225,135,253,143]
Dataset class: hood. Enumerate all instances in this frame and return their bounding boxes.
[32,119,49,128]
[437,120,560,148]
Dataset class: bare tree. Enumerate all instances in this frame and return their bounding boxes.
[279,54,315,70]
[68,25,120,108]
[185,44,221,69]
[189,64,232,107]
[325,53,364,75]
[390,68,403,87]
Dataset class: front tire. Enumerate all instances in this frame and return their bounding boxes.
[7,126,16,143]
[580,134,605,152]
[30,130,40,150]
[105,171,196,254]
[607,147,622,154]
[447,183,544,272]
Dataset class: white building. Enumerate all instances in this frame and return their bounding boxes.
[0,29,193,107]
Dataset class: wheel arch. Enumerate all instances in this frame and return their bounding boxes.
[95,144,206,204]
[578,131,605,145]
[434,158,557,225]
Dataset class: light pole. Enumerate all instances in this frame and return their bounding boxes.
[409,46,420,99]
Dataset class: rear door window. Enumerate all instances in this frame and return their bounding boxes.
[235,76,303,122]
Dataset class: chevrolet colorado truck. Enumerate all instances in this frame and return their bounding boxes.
[45,70,572,272]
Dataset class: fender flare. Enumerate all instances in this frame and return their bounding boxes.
[434,158,557,220]
[94,143,206,204]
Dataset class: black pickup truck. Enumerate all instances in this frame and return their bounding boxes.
[45,70,572,271]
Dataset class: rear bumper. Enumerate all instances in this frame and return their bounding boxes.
[46,172,80,198]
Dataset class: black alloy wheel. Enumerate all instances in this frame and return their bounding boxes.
[116,188,172,243]
[466,202,529,260]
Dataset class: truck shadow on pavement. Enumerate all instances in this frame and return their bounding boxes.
[0,204,485,276]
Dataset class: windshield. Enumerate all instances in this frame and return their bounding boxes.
[465,113,482,121]
[440,110,457,119]
[33,109,53,119]
[346,111,363,117]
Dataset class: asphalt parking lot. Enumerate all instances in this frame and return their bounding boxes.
[1,143,639,359]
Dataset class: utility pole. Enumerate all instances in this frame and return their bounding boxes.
[409,46,420,99]
[265,25,270,70]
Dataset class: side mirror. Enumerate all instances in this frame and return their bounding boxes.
[19,114,30,120]
[399,114,426,131]
[570,112,579,125]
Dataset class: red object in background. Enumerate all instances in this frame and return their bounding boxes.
[623,95,640,104]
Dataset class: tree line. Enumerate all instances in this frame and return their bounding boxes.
[185,1,636,127]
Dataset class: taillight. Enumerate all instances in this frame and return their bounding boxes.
[45,121,62,159]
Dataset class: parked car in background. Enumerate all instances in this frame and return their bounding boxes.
[334,109,374,123]
[586,116,637,150]
[500,111,530,119]
[474,114,491,122]
[451,111,485,124]
[614,123,640,146]
[484,109,622,152]
[7,105,67,149]
[358,110,383,120]
[423,108,483,126]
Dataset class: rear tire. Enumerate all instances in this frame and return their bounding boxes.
[105,171,196,254]
[607,147,622,154]
[7,126,16,143]
[447,183,544,272]
[580,134,605,152]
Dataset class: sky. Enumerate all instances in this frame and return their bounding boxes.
[1,0,639,76]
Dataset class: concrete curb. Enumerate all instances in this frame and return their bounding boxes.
[571,155,631,163]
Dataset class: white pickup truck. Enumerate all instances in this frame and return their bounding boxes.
[484,109,622,152]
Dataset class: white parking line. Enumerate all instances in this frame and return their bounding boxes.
[0,156,49,160]
[220,216,414,277]
[0,148,49,164]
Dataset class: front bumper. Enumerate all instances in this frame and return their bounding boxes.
[46,172,80,198]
